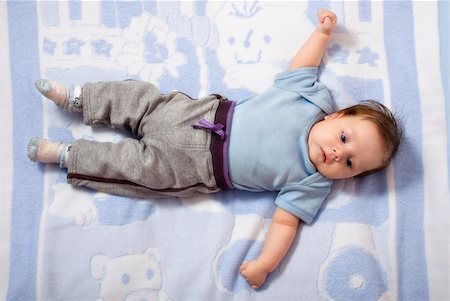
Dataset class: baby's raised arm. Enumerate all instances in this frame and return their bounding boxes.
[239,8,337,289]
[289,8,337,70]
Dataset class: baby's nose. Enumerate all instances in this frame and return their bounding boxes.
[333,147,342,162]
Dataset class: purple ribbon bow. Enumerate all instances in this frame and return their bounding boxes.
[193,118,226,140]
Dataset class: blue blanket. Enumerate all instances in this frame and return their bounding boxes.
[1,1,449,300]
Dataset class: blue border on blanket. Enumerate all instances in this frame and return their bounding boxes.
[438,0,450,188]
[7,1,43,301]
[384,2,428,300]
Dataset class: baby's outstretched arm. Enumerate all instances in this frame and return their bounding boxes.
[290,8,337,70]
[239,208,299,289]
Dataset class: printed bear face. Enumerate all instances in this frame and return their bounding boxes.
[205,1,310,91]
[91,247,162,301]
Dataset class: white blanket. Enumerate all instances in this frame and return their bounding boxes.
[1,1,449,300]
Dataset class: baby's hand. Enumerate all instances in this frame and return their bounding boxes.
[239,260,269,289]
[317,8,337,35]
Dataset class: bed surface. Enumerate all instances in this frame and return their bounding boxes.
[1,1,449,300]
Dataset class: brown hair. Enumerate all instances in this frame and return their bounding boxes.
[336,100,402,177]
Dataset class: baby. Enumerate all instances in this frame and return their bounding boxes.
[28,9,401,289]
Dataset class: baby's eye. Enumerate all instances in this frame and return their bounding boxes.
[340,132,347,143]
[346,159,352,168]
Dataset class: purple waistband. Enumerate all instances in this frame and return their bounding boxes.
[210,100,235,189]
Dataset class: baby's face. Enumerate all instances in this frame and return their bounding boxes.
[308,114,386,179]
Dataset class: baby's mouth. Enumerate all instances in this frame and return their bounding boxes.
[321,149,326,162]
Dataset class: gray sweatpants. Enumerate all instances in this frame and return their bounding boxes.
[65,81,230,198]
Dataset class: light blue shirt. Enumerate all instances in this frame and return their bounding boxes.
[228,67,335,224]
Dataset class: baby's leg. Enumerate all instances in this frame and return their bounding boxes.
[65,138,219,198]
[35,79,82,112]
[81,81,165,137]
[36,80,167,138]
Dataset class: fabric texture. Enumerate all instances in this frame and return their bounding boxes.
[3,2,449,301]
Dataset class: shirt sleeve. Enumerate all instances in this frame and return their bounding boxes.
[274,173,332,224]
[274,67,336,114]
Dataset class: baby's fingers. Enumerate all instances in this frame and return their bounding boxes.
[323,16,333,26]
[317,8,336,23]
